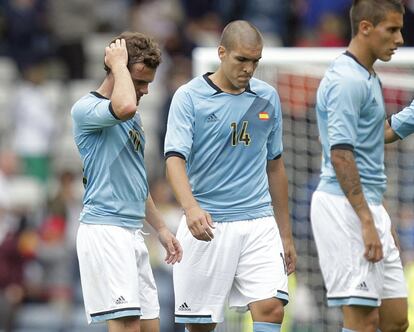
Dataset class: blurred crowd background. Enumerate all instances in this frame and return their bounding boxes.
[0,0,414,331]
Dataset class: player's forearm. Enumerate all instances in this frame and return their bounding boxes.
[331,149,373,224]
[166,156,199,212]
[145,194,167,232]
[384,119,400,144]
[267,158,293,239]
[111,64,137,120]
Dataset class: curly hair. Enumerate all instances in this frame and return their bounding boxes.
[104,31,161,74]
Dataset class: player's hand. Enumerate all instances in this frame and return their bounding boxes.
[282,236,297,275]
[361,220,383,263]
[104,38,128,71]
[157,227,183,264]
[184,205,215,242]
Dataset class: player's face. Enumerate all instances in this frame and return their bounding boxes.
[219,42,262,92]
[130,63,156,105]
[368,11,404,62]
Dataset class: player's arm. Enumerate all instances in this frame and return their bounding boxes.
[267,157,296,275]
[165,156,214,242]
[384,119,401,143]
[145,193,182,264]
[104,38,137,120]
[385,100,414,143]
[331,148,383,262]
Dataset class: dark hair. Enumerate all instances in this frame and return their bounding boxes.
[104,31,161,74]
[220,20,263,51]
[350,0,405,37]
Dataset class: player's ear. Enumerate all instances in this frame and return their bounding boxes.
[359,19,373,36]
[218,45,226,60]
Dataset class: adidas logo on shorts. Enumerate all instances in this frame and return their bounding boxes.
[178,302,191,311]
[356,281,369,292]
[115,296,127,305]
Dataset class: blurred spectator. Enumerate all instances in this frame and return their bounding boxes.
[2,0,51,73]
[0,150,35,331]
[158,56,192,155]
[298,0,350,30]
[402,0,414,46]
[397,205,414,264]
[296,12,348,47]
[48,0,96,79]
[9,61,56,183]
[94,0,129,33]
[216,0,291,46]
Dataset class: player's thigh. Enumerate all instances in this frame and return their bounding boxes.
[249,297,284,323]
[342,305,379,332]
[186,323,217,332]
[140,318,160,332]
[379,298,408,332]
[77,224,142,323]
[174,217,241,323]
[311,192,384,306]
[134,231,160,320]
[229,217,288,313]
[107,316,140,332]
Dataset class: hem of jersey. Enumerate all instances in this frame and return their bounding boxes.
[315,184,383,205]
[90,308,141,323]
[79,218,144,229]
[327,296,380,307]
[208,209,274,222]
[175,314,215,324]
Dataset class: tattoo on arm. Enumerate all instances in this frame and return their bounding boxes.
[331,149,367,212]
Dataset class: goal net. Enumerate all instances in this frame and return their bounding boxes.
[193,47,414,332]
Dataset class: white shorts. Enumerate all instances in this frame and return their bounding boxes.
[76,224,159,324]
[173,216,288,324]
[310,191,407,307]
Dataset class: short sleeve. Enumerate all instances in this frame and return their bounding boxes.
[391,100,414,139]
[326,78,365,148]
[164,86,195,160]
[267,91,283,159]
[71,97,122,132]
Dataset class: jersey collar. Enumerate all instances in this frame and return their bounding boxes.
[203,72,256,95]
[344,51,376,80]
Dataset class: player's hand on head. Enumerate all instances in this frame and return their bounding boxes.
[361,221,383,263]
[184,206,215,242]
[158,227,183,264]
[104,38,128,71]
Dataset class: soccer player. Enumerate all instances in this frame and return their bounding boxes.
[71,32,182,332]
[164,20,296,332]
[385,100,414,142]
[310,1,409,331]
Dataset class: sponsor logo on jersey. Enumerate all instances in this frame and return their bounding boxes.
[207,113,219,122]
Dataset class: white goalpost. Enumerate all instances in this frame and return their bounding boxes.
[193,47,414,332]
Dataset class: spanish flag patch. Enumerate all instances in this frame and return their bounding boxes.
[259,112,269,120]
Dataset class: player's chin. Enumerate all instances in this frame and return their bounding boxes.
[379,53,393,62]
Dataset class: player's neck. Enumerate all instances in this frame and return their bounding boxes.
[209,70,245,94]
[95,75,113,99]
[347,39,377,73]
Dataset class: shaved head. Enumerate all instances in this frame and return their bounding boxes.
[220,20,263,51]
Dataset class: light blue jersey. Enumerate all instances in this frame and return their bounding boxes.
[390,100,414,139]
[164,73,283,222]
[72,92,147,228]
[315,52,387,204]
